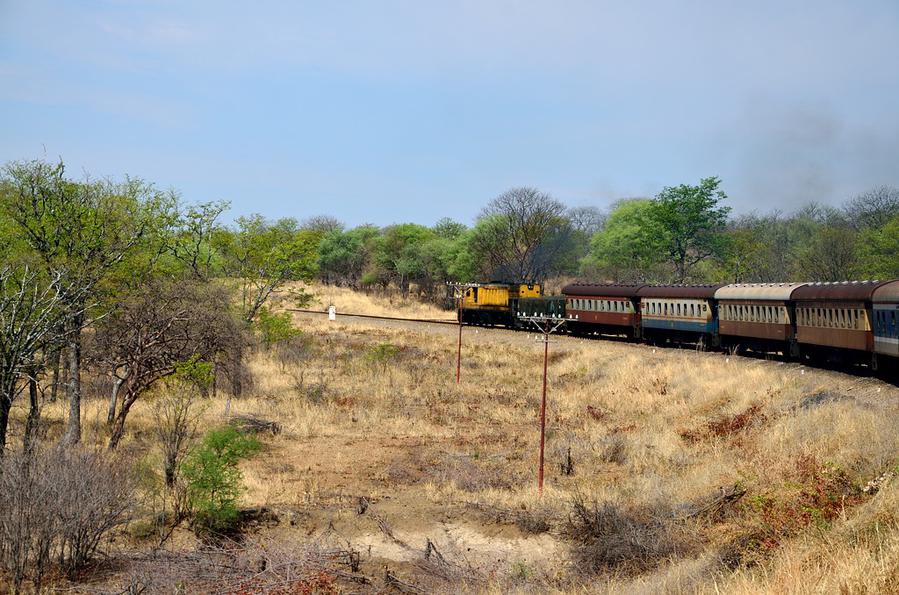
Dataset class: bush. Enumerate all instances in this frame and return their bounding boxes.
[0,446,133,591]
[566,495,684,575]
[181,426,260,535]
[256,308,302,350]
[364,342,401,372]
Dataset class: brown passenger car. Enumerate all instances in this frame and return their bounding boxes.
[561,284,645,338]
[792,281,891,361]
[715,283,807,356]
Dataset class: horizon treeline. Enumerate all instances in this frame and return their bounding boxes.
[4,159,899,302]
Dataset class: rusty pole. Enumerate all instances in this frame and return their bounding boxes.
[538,331,548,495]
[456,306,463,384]
[520,312,573,497]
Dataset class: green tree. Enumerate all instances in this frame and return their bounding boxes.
[373,223,435,294]
[217,215,318,323]
[1,159,166,444]
[583,199,665,282]
[648,177,731,283]
[167,200,229,281]
[858,214,899,279]
[317,224,380,287]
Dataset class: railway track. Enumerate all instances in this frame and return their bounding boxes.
[286,308,461,326]
[288,307,897,383]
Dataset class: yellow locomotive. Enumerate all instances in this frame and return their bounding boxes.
[458,282,542,326]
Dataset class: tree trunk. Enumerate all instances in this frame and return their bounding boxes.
[61,347,69,401]
[0,394,10,453]
[107,396,133,450]
[107,374,125,425]
[50,348,61,403]
[63,313,84,446]
[24,373,40,452]
[232,341,243,397]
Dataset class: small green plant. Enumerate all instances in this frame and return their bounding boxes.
[364,342,401,370]
[181,426,261,535]
[510,560,533,581]
[256,307,302,349]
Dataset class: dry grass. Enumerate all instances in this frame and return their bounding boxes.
[9,285,899,593]
[289,281,455,319]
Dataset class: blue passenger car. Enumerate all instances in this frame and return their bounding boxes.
[637,285,723,348]
[873,281,899,366]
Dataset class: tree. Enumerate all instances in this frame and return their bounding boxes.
[432,217,467,240]
[167,200,229,281]
[582,199,665,282]
[858,214,899,279]
[0,268,81,450]
[2,160,163,444]
[373,224,435,294]
[93,281,239,449]
[648,177,731,283]
[300,215,344,235]
[844,186,899,231]
[217,215,318,323]
[474,187,572,281]
[796,225,860,281]
[317,225,379,287]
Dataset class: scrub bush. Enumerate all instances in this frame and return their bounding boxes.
[181,426,260,535]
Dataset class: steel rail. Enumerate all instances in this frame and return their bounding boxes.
[286,308,461,326]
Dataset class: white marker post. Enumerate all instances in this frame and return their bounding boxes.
[328,305,336,321]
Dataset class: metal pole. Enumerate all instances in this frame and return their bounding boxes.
[538,327,548,495]
[456,307,463,384]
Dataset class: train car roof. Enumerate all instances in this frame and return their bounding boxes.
[714,282,808,301]
[872,280,899,303]
[562,283,646,297]
[792,280,891,301]
[637,284,725,299]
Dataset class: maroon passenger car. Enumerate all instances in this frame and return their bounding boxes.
[561,284,645,339]
[792,281,890,367]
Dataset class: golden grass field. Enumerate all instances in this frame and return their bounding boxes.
[14,284,899,593]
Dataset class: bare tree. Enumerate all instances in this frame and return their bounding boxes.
[844,185,899,230]
[154,379,205,487]
[92,281,238,449]
[476,187,573,281]
[0,268,83,451]
[567,206,607,236]
[300,214,344,234]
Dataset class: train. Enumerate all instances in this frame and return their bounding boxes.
[457,280,899,373]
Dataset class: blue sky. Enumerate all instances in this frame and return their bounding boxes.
[2,1,898,226]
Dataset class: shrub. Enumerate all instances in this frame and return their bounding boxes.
[364,342,401,373]
[181,426,260,535]
[256,307,302,350]
[0,446,133,591]
[566,495,683,575]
